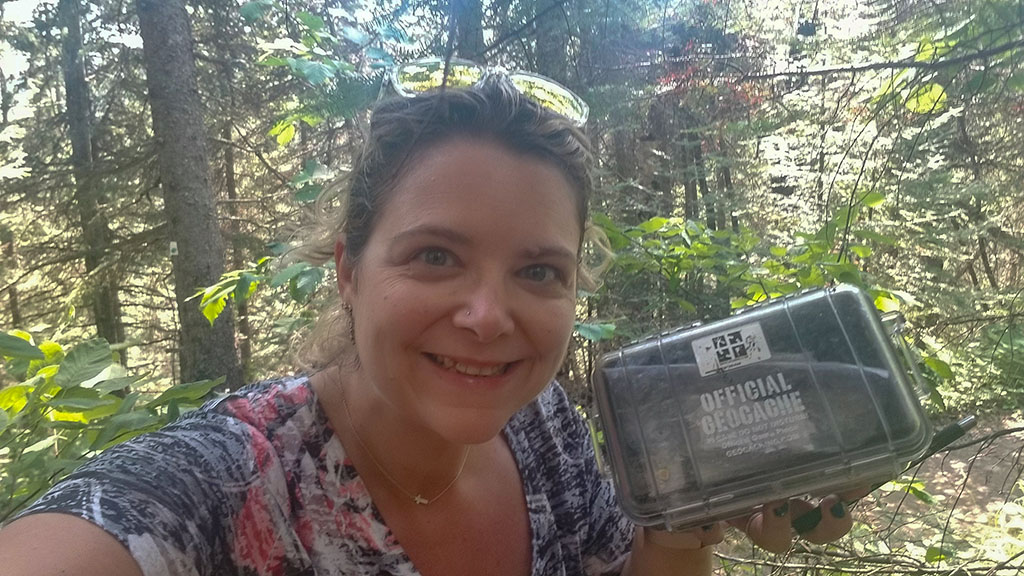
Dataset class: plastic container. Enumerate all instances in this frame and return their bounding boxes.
[592,284,933,529]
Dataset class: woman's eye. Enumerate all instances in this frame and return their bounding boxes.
[520,264,562,284]
[416,248,453,267]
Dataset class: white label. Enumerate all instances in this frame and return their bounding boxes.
[693,322,771,376]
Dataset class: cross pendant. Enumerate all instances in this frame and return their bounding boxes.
[413,495,429,505]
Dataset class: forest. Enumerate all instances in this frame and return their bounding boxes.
[0,0,1022,572]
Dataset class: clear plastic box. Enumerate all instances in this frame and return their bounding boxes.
[593,284,933,529]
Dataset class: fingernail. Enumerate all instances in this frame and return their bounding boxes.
[830,500,846,518]
[773,502,789,517]
[701,524,714,531]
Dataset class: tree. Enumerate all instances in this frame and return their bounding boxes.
[135,0,241,389]
[58,0,126,356]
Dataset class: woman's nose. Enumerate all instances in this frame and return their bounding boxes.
[452,280,515,342]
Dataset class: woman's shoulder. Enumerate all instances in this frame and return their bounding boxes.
[200,375,321,433]
[181,374,334,467]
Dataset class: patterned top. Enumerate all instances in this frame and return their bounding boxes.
[18,376,633,576]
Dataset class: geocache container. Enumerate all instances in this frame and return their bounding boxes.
[592,284,933,529]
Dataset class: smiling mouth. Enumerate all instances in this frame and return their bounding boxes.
[427,354,511,377]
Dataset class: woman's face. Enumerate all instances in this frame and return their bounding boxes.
[335,137,581,444]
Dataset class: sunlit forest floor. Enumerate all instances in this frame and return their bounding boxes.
[718,413,1024,574]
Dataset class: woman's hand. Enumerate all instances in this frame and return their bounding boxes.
[642,523,725,550]
[729,488,870,553]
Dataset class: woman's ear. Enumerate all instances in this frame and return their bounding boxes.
[334,238,356,301]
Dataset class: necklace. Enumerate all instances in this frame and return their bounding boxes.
[339,386,470,506]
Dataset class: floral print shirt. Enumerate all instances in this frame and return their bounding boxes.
[19,376,633,576]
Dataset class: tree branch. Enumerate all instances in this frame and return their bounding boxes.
[739,38,1024,81]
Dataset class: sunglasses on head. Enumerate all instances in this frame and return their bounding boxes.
[389,57,590,126]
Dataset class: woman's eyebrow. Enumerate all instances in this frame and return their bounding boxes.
[390,225,471,246]
[522,245,577,263]
[391,225,576,262]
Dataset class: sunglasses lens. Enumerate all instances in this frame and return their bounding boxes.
[393,60,484,95]
[510,73,589,125]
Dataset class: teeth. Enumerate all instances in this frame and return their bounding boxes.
[432,354,508,376]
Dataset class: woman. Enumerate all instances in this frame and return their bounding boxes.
[0,70,856,576]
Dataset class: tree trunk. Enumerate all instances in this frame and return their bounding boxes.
[686,117,715,231]
[717,138,739,232]
[1,227,21,328]
[958,115,999,291]
[534,0,567,81]
[640,97,675,220]
[680,116,699,222]
[59,0,126,355]
[136,0,241,389]
[0,64,10,126]
[222,123,252,377]
[453,0,486,61]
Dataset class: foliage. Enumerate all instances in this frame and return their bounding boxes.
[0,331,221,522]
[1,0,1023,569]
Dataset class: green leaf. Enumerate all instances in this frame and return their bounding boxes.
[296,11,325,32]
[1008,71,1024,92]
[925,546,950,563]
[289,267,325,303]
[769,246,787,258]
[821,262,864,285]
[574,322,616,342]
[924,357,954,379]
[0,384,31,412]
[378,23,411,44]
[874,69,908,101]
[340,25,369,45]
[46,393,119,412]
[55,339,112,389]
[148,378,224,408]
[874,295,900,313]
[638,217,668,233]
[861,192,885,208]
[89,376,138,396]
[291,158,334,187]
[240,0,273,21]
[259,56,290,67]
[199,285,234,326]
[907,83,947,114]
[915,39,956,62]
[271,262,310,287]
[964,70,999,94]
[23,435,60,454]
[290,59,334,85]
[0,409,8,435]
[91,412,162,450]
[364,47,393,65]
[850,245,873,258]
[234,273,260,303]
[276,123,296,146]
[0,332,44,359]
[294,185,322,204]
[906,483,936,505]
[37,341,64,362]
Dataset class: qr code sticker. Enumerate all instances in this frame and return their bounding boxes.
[694,323,771,376]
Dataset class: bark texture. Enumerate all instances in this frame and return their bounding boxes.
[535,0,568,81]
[453,0,486,60]
[136,0,241,389]
[59,0,125,352]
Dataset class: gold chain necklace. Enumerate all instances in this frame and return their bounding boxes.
[340,387,470,506]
